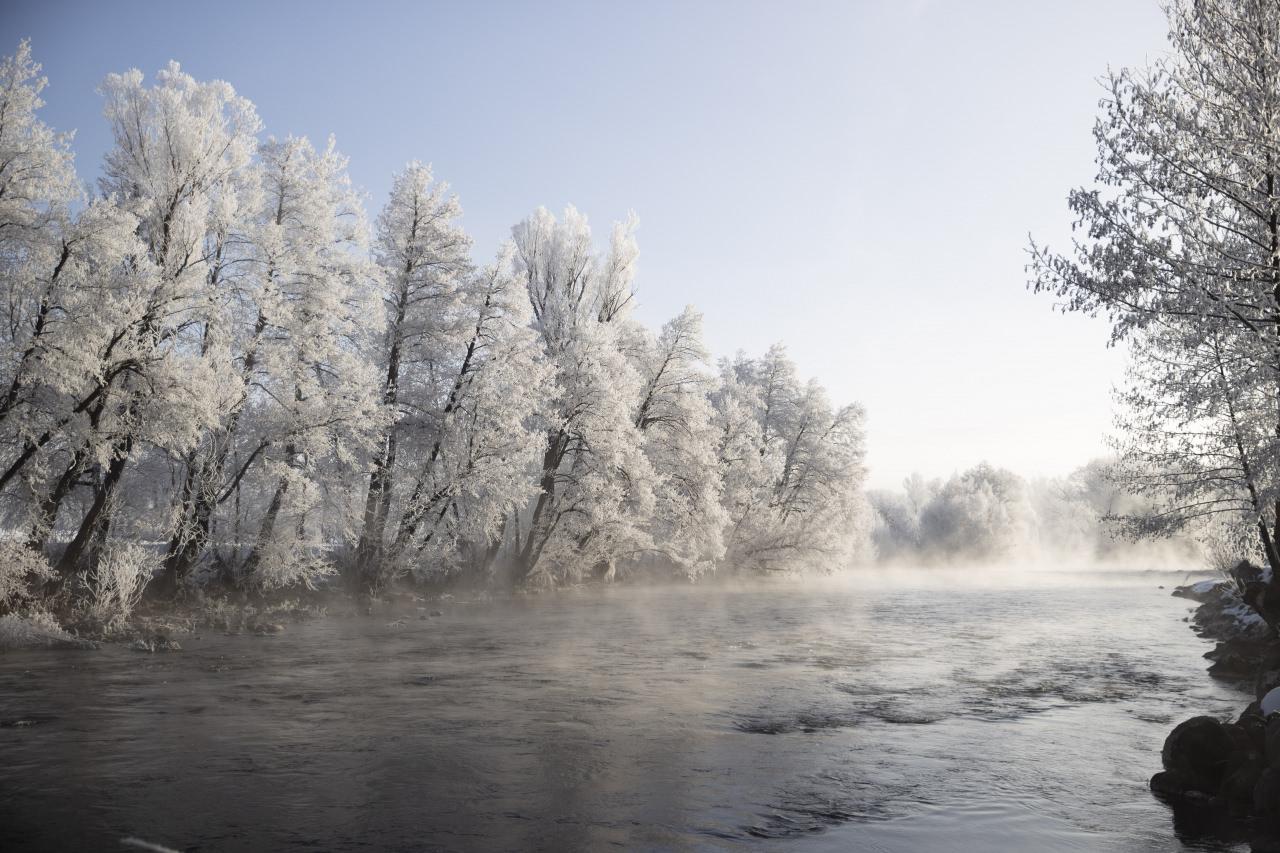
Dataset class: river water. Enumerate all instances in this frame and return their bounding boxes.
[0,569,1253,852]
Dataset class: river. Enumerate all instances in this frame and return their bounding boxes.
[0,569,1251,852]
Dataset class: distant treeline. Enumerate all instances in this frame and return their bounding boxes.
[868,461,1202,566]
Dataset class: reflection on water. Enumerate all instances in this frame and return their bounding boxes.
[0,570,1251,851]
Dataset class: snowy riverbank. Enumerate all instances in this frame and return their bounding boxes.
[1153,567,1280,850]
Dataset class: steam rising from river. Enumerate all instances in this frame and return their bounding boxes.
[0,568,1237,852]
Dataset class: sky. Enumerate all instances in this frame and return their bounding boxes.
[4,0,1172,489]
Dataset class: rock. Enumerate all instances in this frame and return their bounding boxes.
[1240,701,1266,726]
[250,622,284,635]
[1257,767,1280,816]
[1208,637,1277,681]
[1227,720,1263,758]
[1179,577,1273,650]
[1222,763,1264,804]
[130,633,181,653]
[1258,670,1280,702]
[1265,718,1280,768]
[1236,712,1267,756]
[1174,579,1226,603]
[1151,769,1217,801]
[1162,716,1234,792]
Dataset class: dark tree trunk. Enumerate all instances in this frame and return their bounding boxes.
[243,476,289,578]
[516,429,568,580]
[356,296,405,588]
[55,436,131,576]
[27,450,85,555]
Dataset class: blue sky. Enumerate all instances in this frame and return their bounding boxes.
[4,0,1171,488]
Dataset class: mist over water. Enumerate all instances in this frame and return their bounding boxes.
[0,567,1248,852]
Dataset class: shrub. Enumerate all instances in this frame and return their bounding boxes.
[0,541,56,614]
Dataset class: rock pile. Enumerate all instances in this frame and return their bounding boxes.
[1156,562,1280,850]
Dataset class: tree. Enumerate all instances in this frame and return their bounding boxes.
[918,463,1036,561]
[1,59,260,576]
[238,136,383,588]
[628,306,727,576]
[0,39,82,538]
[1030,0,1280,580]
[0,40,874,599]
[509,206,654,583]
[711,346,868,573]
[385,247,549,585]
[356,162,472,581]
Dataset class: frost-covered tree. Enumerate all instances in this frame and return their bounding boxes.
[355,162,472,579]
[509,206,655,583]
[0,59,260,577]
[627,306,727,576]
[376,247,548,589]
[0,41,873,601]
[0,39,77,272]
[711,346,868,573]
[1031,0,1280,578]
[0,40,85,529]
[868,460,1201,566]
[918,464,1036,561]
[237,136,383,588]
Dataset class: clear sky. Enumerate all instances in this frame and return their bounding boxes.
[4,0,1172,489]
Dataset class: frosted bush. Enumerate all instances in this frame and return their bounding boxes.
[254,537,337,591]
[0,541,56,613]
[0,613,85,648]
[84,543,155,624]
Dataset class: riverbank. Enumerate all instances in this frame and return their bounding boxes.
[1156,566,1280,851]
[0,584,456,653]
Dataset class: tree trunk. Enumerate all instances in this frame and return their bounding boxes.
[516,429,568,580]
[155,454,215,597]
[356,293,406,588]
[27,450,85,555]
[55,436,131,576]
[243,477,289,578]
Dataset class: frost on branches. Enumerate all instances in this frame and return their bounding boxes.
[1030,0,1280,582]
[0,42,871,606]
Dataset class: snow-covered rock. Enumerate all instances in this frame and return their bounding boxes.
[1172,579,1222,603]
[1173,579,1272,643]
[1262,686,1280,717]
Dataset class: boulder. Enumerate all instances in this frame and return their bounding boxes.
[1240,701,1266,726]
[1222,762,1264,804]
[1162,716,1234,792]
[1256,767,1280,816]
[1208,638,1276,681]
[1236,712,1267,756]
[1174,579,1227,603]
[1258,670,1280,702]
[1151,769,1217,801]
